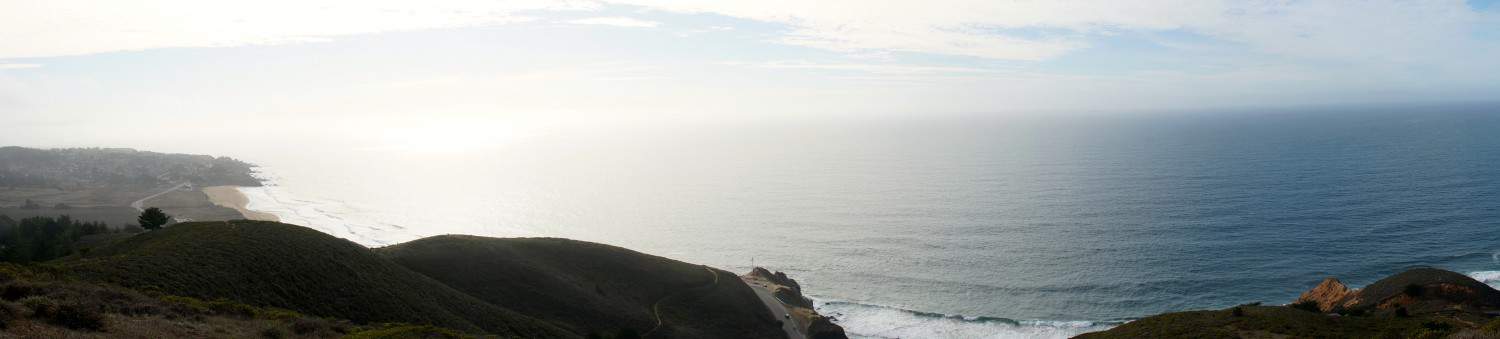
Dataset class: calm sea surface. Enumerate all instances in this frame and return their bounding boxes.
[237,105,1500,338]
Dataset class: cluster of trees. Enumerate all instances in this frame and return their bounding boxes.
[0,208,171,263]
[0,214,112,263]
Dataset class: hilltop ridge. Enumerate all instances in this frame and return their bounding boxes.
[14,220,831,338]
[1077,268,1500,338]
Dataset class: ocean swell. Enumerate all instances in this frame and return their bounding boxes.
[236,168,414,246]
[815,299,1120,339]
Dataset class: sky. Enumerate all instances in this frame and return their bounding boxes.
[1,0,1499,150]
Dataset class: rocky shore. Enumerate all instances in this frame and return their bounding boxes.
[742,267,848,339]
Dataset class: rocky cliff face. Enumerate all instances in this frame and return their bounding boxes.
[1296,277,1356,312]
[744,267,846,339]
[750,267,814,309]
[1294,268,1500,315]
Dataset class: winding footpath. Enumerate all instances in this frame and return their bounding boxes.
[643,266,721,338]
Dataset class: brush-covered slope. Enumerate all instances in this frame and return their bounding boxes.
[379,235,785,339]
[61,221,575,338]
[1074,305,1486,339]
[1078,268,1500,339]
[1341,268,1500,313]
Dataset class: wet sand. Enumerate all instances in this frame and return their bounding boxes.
[203,186,280,222]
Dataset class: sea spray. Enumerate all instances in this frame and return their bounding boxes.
[236,168,414,246]
[813,298,1119,339]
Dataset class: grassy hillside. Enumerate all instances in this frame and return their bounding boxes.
[1342,268,1500,313]
[379,235,785,339]
[1079,268,1500,338]
[1075,304,1497,339]
[0,262,335,338]
[61,221,575,338]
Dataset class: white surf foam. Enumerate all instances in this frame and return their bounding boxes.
[1468,271,1500,289]
[236,169,416,246]
[815,299,1118,339]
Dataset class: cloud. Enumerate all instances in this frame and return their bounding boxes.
[1,0,1494,67]
[608,0,1498,63]
[721,60,1004,75]
[0,0,597,59]
[0,63,42,70]
[566,16,661,28]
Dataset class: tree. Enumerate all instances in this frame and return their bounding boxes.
[138,207,171,230]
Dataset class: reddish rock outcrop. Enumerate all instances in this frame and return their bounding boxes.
[1296,277,1356,312]
[1294,268,1500,315]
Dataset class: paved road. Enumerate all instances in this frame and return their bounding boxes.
[130,182,193,222]
[744,279,805,339]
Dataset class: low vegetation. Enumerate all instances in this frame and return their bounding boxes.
[0,214,114,263]
[0,263,356,338]
[1080,268,1500,338]
[0,219,798,338]
[379,235,784,338]
[63,221,574,337]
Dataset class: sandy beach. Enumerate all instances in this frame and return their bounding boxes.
[203,186,280,222]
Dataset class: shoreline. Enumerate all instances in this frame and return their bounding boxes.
[203,186,280,222]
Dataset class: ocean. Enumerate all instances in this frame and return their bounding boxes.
[232,104,1500,338]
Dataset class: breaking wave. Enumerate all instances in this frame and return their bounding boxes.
[815,299,1121,339]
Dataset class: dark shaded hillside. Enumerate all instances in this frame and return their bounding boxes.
[61,221,575,338]
[379,235,785,339]
[1077,268,1500,338]
[1341,268,1500,313]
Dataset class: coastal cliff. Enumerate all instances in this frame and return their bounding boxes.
[743,267,848,339]
[0,220,839,338]
[1078,268,1500,338]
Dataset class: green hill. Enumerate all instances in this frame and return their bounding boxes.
[61,221,575,338]
[1078,268,1500,338]
[378,235,785,339]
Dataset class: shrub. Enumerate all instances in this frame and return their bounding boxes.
[47,303,107,331]
[1403,284,1424,297]
[1333,306,1366,317]
[1230,307,1244,317]
[261,326,286,339]
[1482,317,1500,333]
[1394,307,1410,318]
[291,317,327,334]
[1288,300,1321,313]
[1421,321,1452,331]
[0,301,17,329]
[22,296,106,331]
[20,295,57,314]
[138,208,171,230]
[346,323,468,339]
[1,282,43,301]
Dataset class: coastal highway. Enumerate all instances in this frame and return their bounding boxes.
[745,280,805,339]
[131,182,189,211]
[130,182,193,222]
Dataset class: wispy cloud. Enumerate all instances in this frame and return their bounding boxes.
[566,17,661,28]
[0,63,42,70]
[722,60,1004,75]
[608,0,1499,63]
[0,0,597,59]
